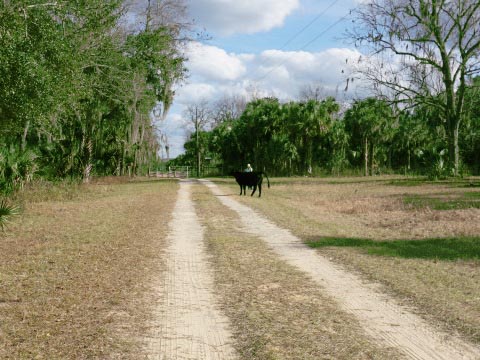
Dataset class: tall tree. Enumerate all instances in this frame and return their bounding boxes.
[0,0,188,190]
[461,76,480,174]
[349,0,480,175]
[184,100,212,176]
[211,94,247,127]
[344,98,393,176]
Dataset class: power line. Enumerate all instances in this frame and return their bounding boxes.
[277,0,341,52]
[299,13,350,52]
[249,0,343,81]
[254,13,351,82]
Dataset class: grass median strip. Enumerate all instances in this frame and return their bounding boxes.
[192,183,401,360]
[0,179,178,359]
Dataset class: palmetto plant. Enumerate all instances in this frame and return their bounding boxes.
[0,199,19,230]
[0,146,38,194]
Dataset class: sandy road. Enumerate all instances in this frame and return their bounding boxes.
[144,180,237,359]
[202,180,480,360]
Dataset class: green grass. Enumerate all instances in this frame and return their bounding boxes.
[307,236,480,261]
[404,193,480,210]
[387,178,429,186]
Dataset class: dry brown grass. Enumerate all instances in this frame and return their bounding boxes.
[213,175,480,344]
[0,179,178,359]
[192,183,402,359]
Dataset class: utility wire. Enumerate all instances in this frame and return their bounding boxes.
[277,0,341,51]
[249,0,343,81]
[254,13,351,82]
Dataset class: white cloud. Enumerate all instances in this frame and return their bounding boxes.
[187,0,300,35]
[186,42,246,81]
[176,82,217,104]
[251,47,363,97]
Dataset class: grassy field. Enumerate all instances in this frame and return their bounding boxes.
[213,175,480,344]
[0,178,178,359]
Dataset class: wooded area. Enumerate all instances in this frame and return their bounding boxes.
[0,0,187,195]
[177,84,480,177]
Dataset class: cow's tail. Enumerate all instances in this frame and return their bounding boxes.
[264,172,270,188]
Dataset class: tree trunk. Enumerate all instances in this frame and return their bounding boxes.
[447,117,460,176]
[196,127,200,177]
[454,122,460,176]
[83,138,93,183]
[370,142,375,176]
[22,120,30,151]
[364,137,368,176]
[407,140,411,171]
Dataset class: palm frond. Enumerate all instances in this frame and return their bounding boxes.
[0,199,20,230]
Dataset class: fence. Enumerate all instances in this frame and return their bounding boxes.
[149,165,223,178]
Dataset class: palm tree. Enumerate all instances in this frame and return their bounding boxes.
[344,98,393,176]
[0,199,19,230]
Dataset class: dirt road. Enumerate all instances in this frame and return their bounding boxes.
[145,180,237,359]
[146,179,480,359]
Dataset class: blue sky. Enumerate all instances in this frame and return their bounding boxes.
[159,0,364,158]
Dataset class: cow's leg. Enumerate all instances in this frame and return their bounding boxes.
[239,185,242,195]
[242,185,246,195]
[251,185,257,196]
[258,183,262,197]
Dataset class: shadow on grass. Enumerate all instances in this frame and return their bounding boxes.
[388,178,480,188]
[306,236,480,261]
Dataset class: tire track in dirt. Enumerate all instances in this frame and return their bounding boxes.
[145,180,237,360]
[203,180,480,360]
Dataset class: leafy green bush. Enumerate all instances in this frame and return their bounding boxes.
[0,146,38,195]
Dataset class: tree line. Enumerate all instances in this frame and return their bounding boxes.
[0,0,187,194]
[175,80,480,177]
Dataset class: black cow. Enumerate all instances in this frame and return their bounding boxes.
[231,171,270,197]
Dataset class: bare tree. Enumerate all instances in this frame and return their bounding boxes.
[211,94,247,127]
[123,0,190,32]
[184,100,212,176]
[299,84,327,102]
[348,0,480,175]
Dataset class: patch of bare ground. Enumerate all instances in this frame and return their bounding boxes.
[0,179,178,359]
[216,176,480,345]
[192,182,401,359]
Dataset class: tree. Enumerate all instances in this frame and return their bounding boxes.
[349,0,480,175]
[237,97,283,171]
[184,100,212,176]
[326,120,350,176]
[290,98,339,173]
[0,0,188,191]
[0,1,68,148]
[298,83,327,102]
[211,94,247,127]
[392,110,431,173]
[344,98,393,176]
[461,76,480,174]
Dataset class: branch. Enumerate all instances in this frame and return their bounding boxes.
[26,2,59,9]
